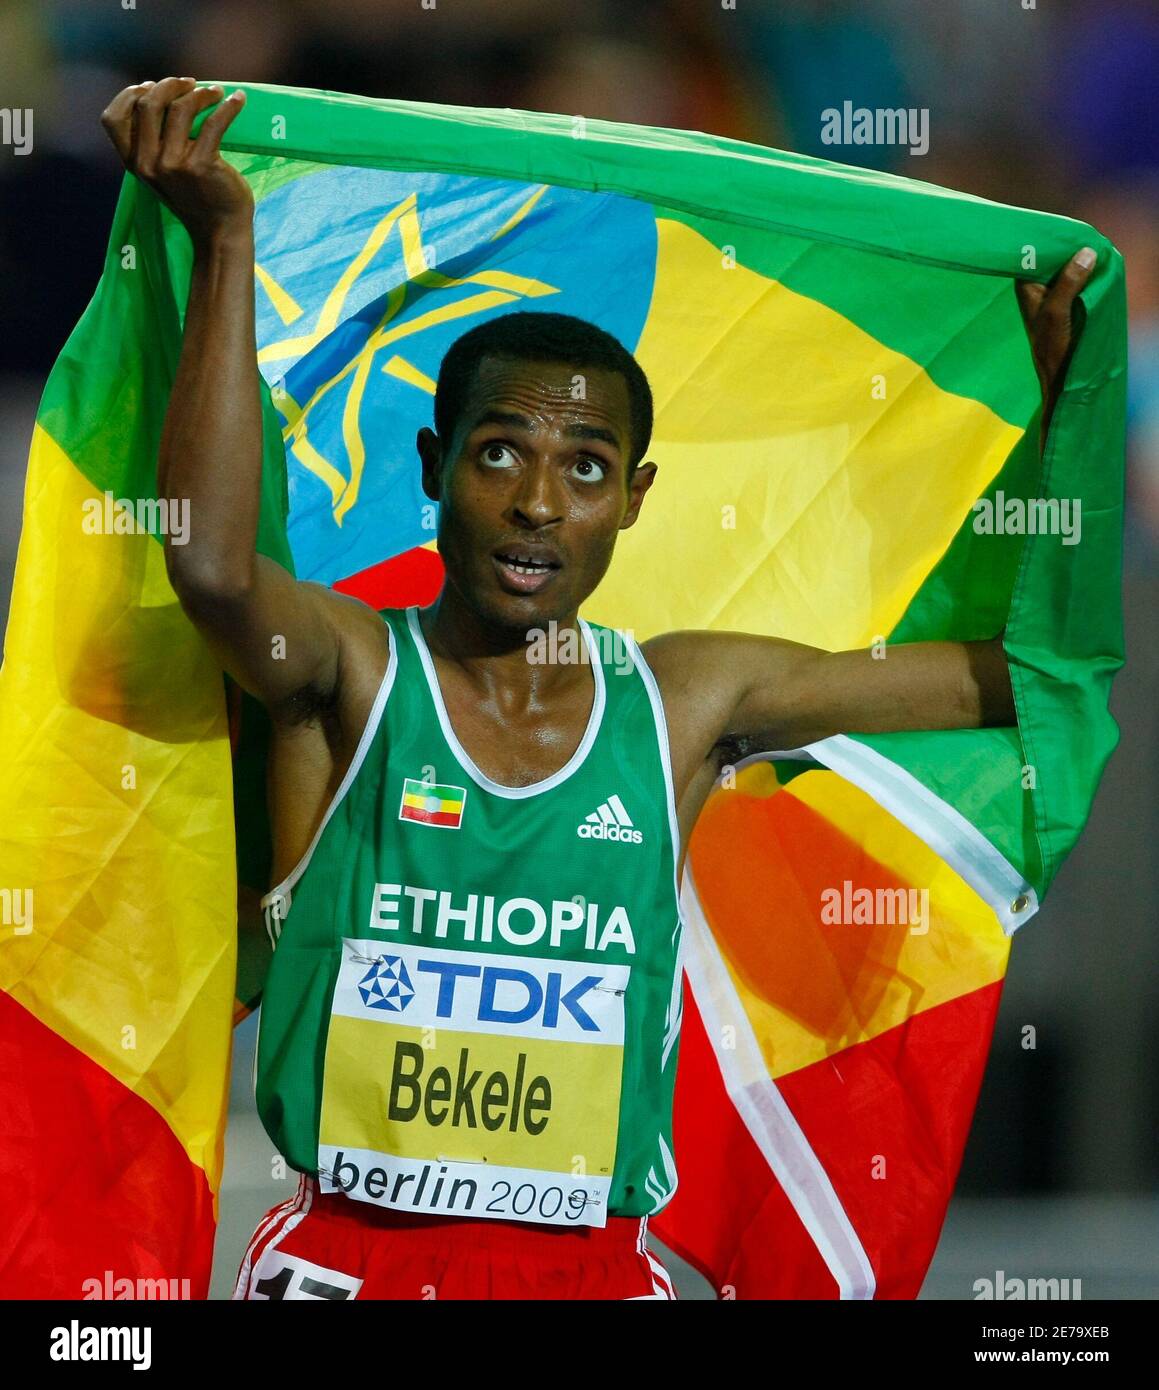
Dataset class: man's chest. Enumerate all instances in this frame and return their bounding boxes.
[435,677,596,789]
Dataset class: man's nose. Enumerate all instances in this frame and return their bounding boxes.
[511,459,563,528]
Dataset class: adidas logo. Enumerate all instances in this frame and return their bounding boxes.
[577,794,643,845]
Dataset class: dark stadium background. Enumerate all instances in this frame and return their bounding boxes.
[1,0,1155,1298]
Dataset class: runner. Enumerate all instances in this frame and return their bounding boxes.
[100,78,1094,1301]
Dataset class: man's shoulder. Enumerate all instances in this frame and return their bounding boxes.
[309,587,396,666]
[637,629,703,672]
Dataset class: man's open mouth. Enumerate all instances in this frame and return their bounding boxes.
[492,548,562,594]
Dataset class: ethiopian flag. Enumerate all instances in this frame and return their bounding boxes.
[0,84,1124,1298]
[399,779,467,830]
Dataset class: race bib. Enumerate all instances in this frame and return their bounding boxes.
[317,939,628,1226]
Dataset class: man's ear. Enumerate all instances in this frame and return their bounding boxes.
[620,460,657,530]
[417,426,442,502]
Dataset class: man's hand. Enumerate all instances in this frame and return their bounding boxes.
[100,76,253,248]
[98,75,383,725]
[1015,247,1097,445]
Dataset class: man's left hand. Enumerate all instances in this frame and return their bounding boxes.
[1015,247,1097,443]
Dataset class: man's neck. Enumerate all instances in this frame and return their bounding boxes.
[418,586,587,708]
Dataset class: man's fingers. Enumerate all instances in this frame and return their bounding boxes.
[1043,248,1097,319]
[194,89,247,160]
[1015,247,1095,334]
[1015,247,1097,422]
[132,76,198,174]
[99,82,154,163]
[1014,279,1046,332]
[1037,250,1096,371]
[160,85,225,164]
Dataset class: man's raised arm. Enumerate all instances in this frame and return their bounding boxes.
[647,248,1097,802]
[100,77,377,717]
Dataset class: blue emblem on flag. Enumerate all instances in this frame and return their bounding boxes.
[252,166,656,587]
[357,955,415,1013]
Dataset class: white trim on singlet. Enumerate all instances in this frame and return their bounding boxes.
[406,604,607,799]
[621,635,686,1217]
[259,629,399,929]
[627,634,687,1078]
[626,634,683,902]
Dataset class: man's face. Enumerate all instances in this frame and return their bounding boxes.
[419,355,655,632]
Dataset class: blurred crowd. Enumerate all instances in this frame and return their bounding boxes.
[0,0,1157,570]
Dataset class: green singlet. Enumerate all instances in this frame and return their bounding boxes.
[254,606,685,1228]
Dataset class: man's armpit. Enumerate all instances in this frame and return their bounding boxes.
[711,730,773,771]
[271,676,342,732]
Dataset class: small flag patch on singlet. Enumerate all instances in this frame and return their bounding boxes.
[399,778,467,829]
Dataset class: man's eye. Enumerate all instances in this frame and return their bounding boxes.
[480,443,517,468]
[570,456,607,483]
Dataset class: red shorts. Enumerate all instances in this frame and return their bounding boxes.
[233,1175,677,1301]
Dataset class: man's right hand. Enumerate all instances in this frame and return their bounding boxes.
[100,77,254,248]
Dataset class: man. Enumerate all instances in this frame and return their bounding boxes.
[101,78,1095,1301]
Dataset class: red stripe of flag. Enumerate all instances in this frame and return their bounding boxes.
[334,546,445,608]
[401,805,461,827]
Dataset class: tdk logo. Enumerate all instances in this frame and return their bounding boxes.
[340,943,631,1048]
[578,794,643,845]
[358,956,416,1012]
[420,960,604,1033]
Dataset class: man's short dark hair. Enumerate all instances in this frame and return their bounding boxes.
[433,311,653,468]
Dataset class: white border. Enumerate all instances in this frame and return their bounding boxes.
[736,734,1039,936]
[397,777,468,830]
[681,866,878,1300]
[406,604,606,799]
